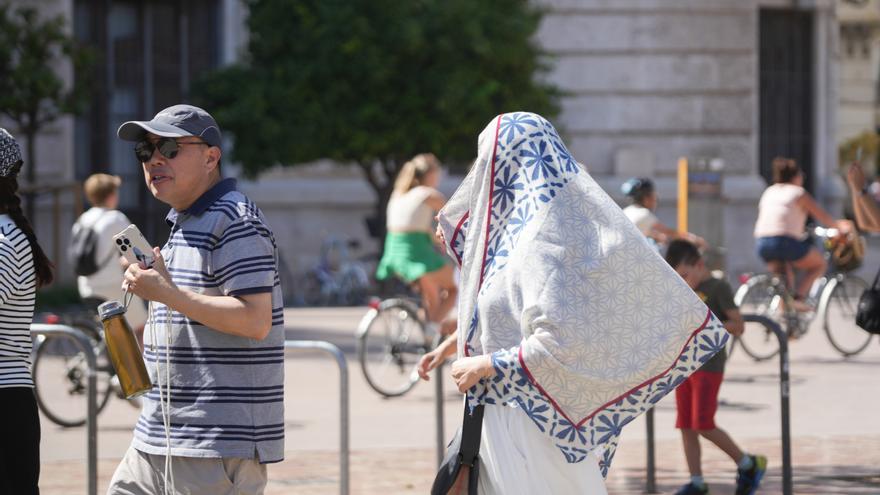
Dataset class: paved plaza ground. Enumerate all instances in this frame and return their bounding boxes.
[39,307,880,494]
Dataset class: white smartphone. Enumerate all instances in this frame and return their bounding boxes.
[112,224,155,268]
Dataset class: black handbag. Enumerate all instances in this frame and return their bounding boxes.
[431,403,484,495]
[856,268,880,334]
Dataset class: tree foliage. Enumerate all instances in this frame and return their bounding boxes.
[195,0,560,196]
[0,5,93,184]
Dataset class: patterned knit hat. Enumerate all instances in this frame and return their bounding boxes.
[0,128,23,178]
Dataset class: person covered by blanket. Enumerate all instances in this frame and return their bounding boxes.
[431,112,729,493]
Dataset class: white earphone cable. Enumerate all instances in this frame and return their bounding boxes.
[147,300,175,495]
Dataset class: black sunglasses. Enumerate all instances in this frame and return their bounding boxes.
[134,138,209,162]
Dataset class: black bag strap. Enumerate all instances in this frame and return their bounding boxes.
[872,266,880,291]
[84,209,115,270]
[458,402,484,467]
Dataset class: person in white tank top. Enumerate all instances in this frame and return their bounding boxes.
[753,157,852,310]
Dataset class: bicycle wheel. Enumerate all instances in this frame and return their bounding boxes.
[733,275,782,361]
[821,275,873,357]
[357,299,428,397]
[32,333,112,427]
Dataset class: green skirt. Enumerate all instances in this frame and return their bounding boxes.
[376,232,447,282]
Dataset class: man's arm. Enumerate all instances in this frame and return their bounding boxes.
[855,193,880,232]
[124,247,273,340]
[847,163,880,232]
[165,289,272,340]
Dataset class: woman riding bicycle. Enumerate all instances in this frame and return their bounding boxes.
[621,177,705,250]
[754,157,851,311]
[376,153,457,335]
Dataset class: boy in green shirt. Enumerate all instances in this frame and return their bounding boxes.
[666,240,768,495]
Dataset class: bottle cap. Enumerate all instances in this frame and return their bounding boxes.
[97,300,127,320]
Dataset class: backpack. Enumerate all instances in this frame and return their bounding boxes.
[856,268,880,335]
[68,211,112,277]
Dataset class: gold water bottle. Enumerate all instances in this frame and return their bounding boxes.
[98,300,152,398]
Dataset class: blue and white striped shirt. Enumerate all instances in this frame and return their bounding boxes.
[132,179,285,463]
[0,214,36,388]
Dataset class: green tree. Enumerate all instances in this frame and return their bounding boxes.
[0,5,93,220]
[195,0,559,240]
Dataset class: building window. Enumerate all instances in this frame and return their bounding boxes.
[74,0,220,240]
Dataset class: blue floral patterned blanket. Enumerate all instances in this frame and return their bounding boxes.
[437,112,728,476]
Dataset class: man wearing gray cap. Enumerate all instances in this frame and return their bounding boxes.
[107,105,285,495]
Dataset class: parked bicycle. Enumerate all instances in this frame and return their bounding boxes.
[732,226,872,360]
[301,236,370,307]
[32,299,141,427]
[356,284,446,398]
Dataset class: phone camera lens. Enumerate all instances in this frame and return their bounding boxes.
[120,246,127,252]
[115,239,123,245]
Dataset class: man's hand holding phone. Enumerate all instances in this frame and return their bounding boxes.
[114,225,175,304]
[122,247,176,305]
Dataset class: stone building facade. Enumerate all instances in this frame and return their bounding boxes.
[5,0,880,288]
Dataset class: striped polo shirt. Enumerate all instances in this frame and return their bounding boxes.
[0,214,36,388]
[133,179,285,463]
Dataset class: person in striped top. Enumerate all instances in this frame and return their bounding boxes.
[0,128,55,495]
[108,105,284,495]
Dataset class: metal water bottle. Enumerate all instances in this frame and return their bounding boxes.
[97,300,152,398]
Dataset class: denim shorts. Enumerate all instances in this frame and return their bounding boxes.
[755,235,811,262]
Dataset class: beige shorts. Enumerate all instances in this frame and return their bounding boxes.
[107,446,267,495]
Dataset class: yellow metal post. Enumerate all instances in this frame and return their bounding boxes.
[677,158,688,233]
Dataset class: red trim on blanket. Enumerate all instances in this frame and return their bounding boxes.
[450,211,470,266]
[477,115,503,289]
[518,309,713,428]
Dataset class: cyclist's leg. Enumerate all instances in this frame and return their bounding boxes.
[418,264,457,324]
[791,246,826,301]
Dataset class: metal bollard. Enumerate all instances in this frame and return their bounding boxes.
[742,315,792,495]
[31,324,98,495]
[645,408,657,493]
[284,340,350,495]
[435,361,446,466]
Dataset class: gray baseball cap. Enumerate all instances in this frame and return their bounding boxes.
[117,104,222,148]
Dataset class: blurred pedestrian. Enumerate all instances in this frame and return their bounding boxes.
[107,104,284,495]
[0,128,55,495]
[621,177,705,250]
[376,153,457,335]
[71,173,148,346]
[665,240,766,495]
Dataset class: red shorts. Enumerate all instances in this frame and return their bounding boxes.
[675,370,723,430]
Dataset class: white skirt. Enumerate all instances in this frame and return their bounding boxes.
[477,403,608,495]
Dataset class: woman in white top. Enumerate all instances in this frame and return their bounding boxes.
[621,177,705,250]
[0,128,54,494]
[72,174,148,340]
[754,157,850,309]
[376,154,457,329]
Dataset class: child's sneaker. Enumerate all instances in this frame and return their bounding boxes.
[735,454,767,495]
[675,482,709,495]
